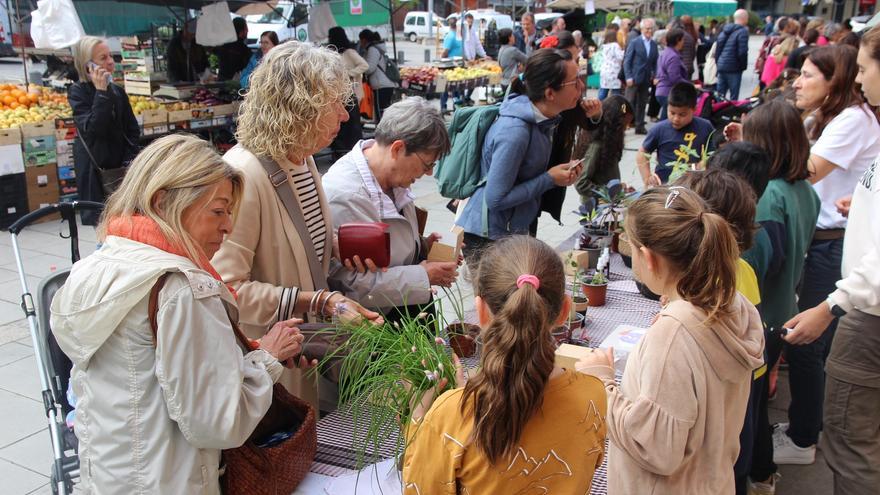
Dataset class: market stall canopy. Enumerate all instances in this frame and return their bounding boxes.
[74,0,256,9]
[545,0,633,11]
[75,2,183,37]
[672,0,736,17]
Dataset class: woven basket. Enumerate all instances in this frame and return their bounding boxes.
[222,384,317,494]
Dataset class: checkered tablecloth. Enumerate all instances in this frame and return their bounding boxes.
[310,253,661,494]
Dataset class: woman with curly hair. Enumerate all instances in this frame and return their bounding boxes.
[575,95,634,204]
[212,41,382,413]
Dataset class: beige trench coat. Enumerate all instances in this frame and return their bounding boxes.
[213,144,335,410]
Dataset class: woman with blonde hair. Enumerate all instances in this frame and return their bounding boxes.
[51,134,307,493]
[68,35,140,225]
[761,35,798,88]
[213,41,382,413]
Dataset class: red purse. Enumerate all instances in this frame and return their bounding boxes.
[338,222,391,268]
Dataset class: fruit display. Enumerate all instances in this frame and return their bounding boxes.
[443,66,498,82]
[128,95,164,115]
[0,84,71,129]
[189,88,226,107]
[401,66,441,85]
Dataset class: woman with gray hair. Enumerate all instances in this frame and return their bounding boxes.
[68,35,140,225]
[323,97,457,321]
[212,41,382,413]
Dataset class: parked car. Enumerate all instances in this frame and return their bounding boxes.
[403,11,444,41]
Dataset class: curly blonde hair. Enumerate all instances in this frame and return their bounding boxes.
[236,41,352,161]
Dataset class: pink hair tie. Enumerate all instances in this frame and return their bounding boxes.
[516,274,541,290]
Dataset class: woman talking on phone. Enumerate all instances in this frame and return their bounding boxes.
[69,36,140,225]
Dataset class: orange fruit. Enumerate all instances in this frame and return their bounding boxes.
[17,95,28,105]
[11,89,24,98]
[26,93,38,103]
[9,101,19,109]
[2,95,13,105]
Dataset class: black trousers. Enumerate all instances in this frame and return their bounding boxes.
[625,82,651,129]
[375,87,394,122]
[331,100,363,160]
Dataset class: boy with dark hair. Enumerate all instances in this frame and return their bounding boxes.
[636,82,715,187]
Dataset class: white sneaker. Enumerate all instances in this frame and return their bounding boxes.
[773,427,816,465]
[748,473,781,495]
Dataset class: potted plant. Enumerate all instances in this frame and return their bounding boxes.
[565,252,590,314]
[440,285,480,358]
[582,270,609,307]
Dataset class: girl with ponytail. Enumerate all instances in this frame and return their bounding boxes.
[578,186,765,494]
[402,236,607,494]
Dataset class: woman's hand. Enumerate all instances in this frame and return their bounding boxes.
[723,122,743,143]
[343,255,387,274]
[89,64,110,92]
[425,232,443,253]
[580,98,603,120]
[260,318,305,364]
[421,261,459,287]
[327,293,384,325]
[548,160,583,187]
[835,195,852,217]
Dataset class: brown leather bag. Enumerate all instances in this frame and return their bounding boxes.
[148,273,317,494]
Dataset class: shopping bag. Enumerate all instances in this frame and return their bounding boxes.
[195,1,236,47]
[30,0,85,49]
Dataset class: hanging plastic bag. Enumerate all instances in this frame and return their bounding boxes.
[195,1,236,47]
[30,0,85,50]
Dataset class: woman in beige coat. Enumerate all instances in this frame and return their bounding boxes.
[212,41,382,413]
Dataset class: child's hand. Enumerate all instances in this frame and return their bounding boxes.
[835,195,852,217]
[575,347,614,373]
[643,173,661,189]
[723,122,743,143]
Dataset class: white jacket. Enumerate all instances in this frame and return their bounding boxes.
[323,140,432,311]
[50,236,283,494]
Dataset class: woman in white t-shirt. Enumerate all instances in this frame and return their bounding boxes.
[784,28,880,493]
[775,44,880,466]
[598,29,625,101]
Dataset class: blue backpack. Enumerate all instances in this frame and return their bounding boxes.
[434,104,501,200]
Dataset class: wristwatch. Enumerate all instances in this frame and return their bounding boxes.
[825,297,847,318]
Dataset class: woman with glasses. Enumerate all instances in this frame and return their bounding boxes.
[323,98,457,322]
[456,48,599,266]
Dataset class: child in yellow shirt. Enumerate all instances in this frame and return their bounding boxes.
[402,236,607,494]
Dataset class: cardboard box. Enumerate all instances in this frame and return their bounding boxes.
[56,151,74,168]
[167,108,193,124]
[24,150,57,167]
[191,118,214,130]
[554,343,597,370]
[427,227,464,263]
[561,250,592,276]
[142,108,167,125]
[55,139,73,155]
[54,118,76,140]
[25,165,60,221]
[142,123,168,136]
[21,121,54,138]
[124,80,154,96]
[0,127,22,146]
[57,166,75,180]
[24,134,56,154]
[0,143,25,176]
[212,115,232,127]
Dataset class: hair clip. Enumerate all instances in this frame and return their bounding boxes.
[664,186,686,209]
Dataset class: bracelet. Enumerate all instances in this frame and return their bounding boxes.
[320,291,341,318]
[309,289,325,317]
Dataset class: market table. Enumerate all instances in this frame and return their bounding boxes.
[308,253,660,494]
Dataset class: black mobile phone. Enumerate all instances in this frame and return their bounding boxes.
[768,326,789,340]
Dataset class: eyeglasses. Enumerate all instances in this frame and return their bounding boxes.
[559,77,583,89]
[414,153,436,173]
[664,186,686,209]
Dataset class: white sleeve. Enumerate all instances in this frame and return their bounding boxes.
[830,242,880,312]
[154,277,278,449]
[811,108,871,171]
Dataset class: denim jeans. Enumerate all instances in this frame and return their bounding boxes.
[597,87,622,101]
[657,95,668,120]
[716,71,743,100]
[785,237,843,448]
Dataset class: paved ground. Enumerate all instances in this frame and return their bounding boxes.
[0,36,835,493]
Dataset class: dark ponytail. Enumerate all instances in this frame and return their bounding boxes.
[509,48,572,102]
[461,236,565,464]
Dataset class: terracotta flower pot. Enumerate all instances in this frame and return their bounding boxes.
[573,296,589,313]
[446,323,480,358]
[583,283,608,306]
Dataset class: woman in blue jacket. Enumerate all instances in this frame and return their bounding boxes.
[456,48,585,264]
[240,31,279,89]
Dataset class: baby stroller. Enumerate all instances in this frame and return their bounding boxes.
[7,201,104,495]
[696,90,761,147]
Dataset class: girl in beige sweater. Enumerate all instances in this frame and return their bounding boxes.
[578,186,765,494]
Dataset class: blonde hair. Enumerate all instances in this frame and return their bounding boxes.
[98,134,244,263]
[773,36,799,64]
[462,236,565,464]
[235,41,352,161]
[625,186,739,324]
[73,36,105,81]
